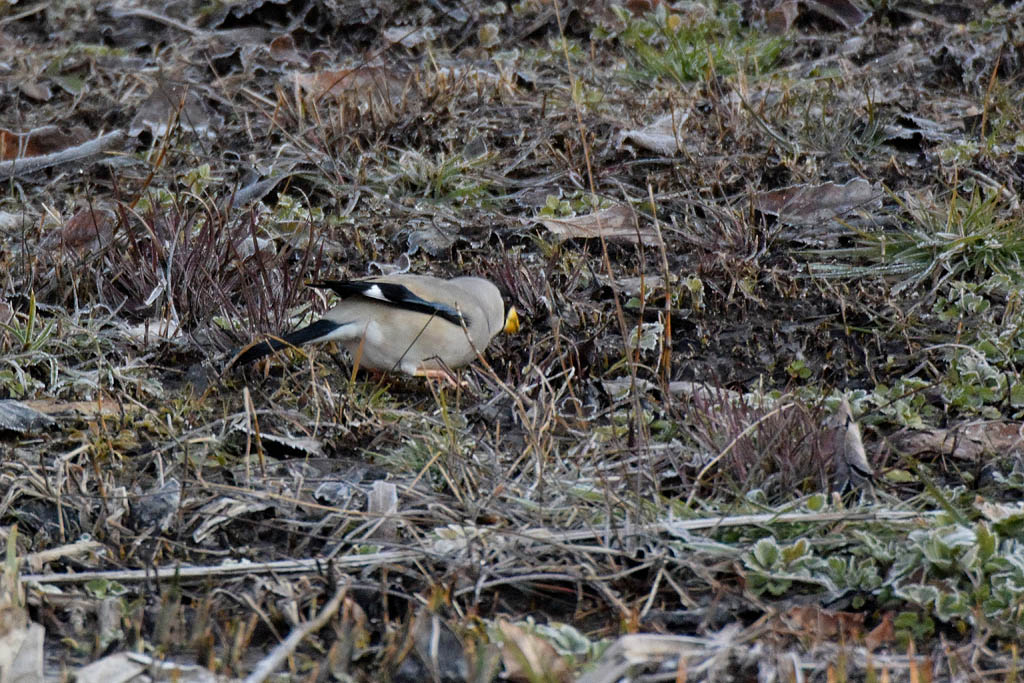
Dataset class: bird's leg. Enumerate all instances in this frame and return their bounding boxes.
[414,367,463,387]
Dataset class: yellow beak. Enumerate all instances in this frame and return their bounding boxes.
[503,306,520,334]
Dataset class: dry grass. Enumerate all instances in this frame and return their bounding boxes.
[2,0,1024,679]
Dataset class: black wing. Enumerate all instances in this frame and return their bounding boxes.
[228,319,343,367]
[309,280,468,327]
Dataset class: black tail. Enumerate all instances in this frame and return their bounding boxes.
[228,319,342,367]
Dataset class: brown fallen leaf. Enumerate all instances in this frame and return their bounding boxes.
[754,178,880,227]
[1,129,39,159]
[129,82,222,138]
[498,620,572,683]
[781,605,865,643]
[18,80,51,102]
[865,612,895,650]
[617,110,691,155]
[21,398,140,420]
[892,421,1024,461]
[268,33,305,66]
[625,0,663,14]
[46,203,117,255]
[0,125,91,160]
[765,0,799,33]
[293,66,407,106]
[538,204,657,244]
[0,130,125,179]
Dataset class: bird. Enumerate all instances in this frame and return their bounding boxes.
[229,273,519,381]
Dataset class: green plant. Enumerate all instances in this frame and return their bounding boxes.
[614,3,785,85]
[786,359,812,380]
[890,520,1024,639]
[743,537,833,596]
[390,149,493,203]
[808,189,1024,296]
[1,292,54,354]
[0,292,56,396]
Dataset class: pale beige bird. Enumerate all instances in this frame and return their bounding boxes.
[231,274,519,380]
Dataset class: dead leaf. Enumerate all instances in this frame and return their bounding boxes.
[498,620,572,683]
[617,110,690,155]
[882,113,960,151]
[0,130,125,179]
[47,204,117,255]
[0,620,44,683]
[130,479,181,533]
[0,129,42,159]
[21,398,139,420]
[577,633,714,683]
[0,401,56,434]
[77,652,221,683]
[0,125,91,160]
[805,0,870,29]
[625,0,663,14]
[76,651,145,683]
[129,83,222,138]
[232,424,326,458]
[24,539,105,574]
[192,497,274,544]
[539,204,657,244]
[367,481,398,541]
[781,605,865,642]
[329,596,371,677]
[18,80,51,102]
[765,0,799,33]
[595,274,666,297]
[865,612,895,650]
[397,610,469,683]
[293,66,407,106]
[753,178,881,226]
[268,33,305,65]
[668,381,746,405]
[382,26,436,48]
[0,527,44,683]
[975,498,1024,524]
[892,422,1024,461]
[403,220,456,256]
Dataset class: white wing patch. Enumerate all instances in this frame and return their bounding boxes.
[362,284,388,303]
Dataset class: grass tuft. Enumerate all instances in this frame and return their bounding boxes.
[614,3,786,85]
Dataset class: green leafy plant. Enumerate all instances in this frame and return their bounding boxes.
[786,359,812,380]
[743,537,833,596]
[890,520,1024,639]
